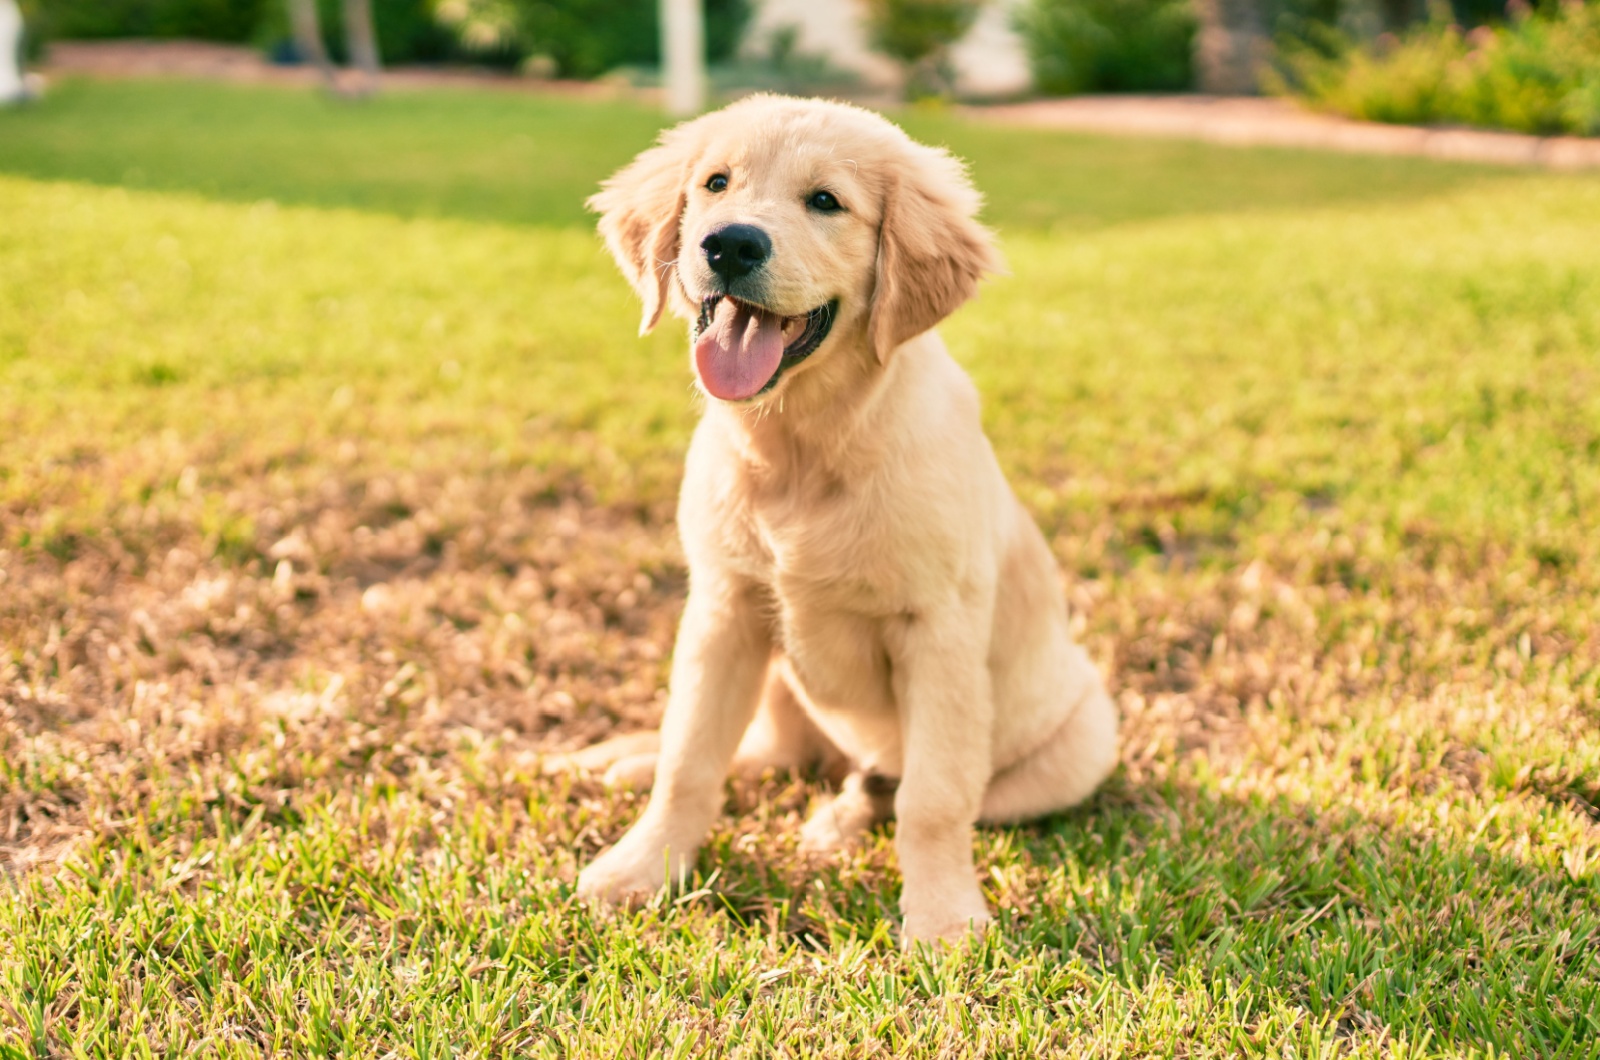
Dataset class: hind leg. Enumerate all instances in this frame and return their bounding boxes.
[541,730,661,787]
[979,681,1118,824]
[733,663,846,778]
[544,659,841,788]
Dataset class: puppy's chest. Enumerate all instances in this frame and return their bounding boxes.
[724,485,913,616]
[729,485,916,717]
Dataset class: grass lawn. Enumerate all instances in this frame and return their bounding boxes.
[1,78,1598,1057]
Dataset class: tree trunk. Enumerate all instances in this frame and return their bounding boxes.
[343,0,381,94]
[1193,0,1271,94]
[661,0,706,116]
[0,0,27,103]
[286,0,338,91]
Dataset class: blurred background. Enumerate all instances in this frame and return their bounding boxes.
[7,0,1600,129]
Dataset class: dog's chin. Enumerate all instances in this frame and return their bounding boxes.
[690,293,839,404]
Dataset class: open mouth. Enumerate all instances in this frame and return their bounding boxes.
[691,295,837,402]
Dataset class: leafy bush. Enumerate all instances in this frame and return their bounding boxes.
[38,0,273,42]
[862,0,982,97]
[1017,0,1197,94]
[865,0,982,65]
[32,0,454,65]
[17,0,47,61]
[1277,0,1600,135]
[254,0,462,65]
[434,0,750,78]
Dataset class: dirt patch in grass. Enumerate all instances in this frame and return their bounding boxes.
[0,467,686,877]
[6,448,1593,879]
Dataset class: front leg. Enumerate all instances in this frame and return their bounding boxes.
[888,606,996,945]
[577,574,771,906]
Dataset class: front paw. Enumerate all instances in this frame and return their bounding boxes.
[576,834,695,908]
[901,884,993,947]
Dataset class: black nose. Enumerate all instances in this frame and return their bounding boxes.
[701,224,771,283]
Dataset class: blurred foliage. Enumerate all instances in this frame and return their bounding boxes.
[17,0,46,61]
[35,0,273,41]
[1275,0,1600,135]
[29,0,455,65]
[26,0,753,74]
[862,0,982,97]
[1013,0,1527,98]
[253,0,462,64]
[865,0,982,63]
[432,0,750,78]
[1018,0,1196,93]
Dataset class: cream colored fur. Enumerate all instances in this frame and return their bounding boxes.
[566,95,1118,945]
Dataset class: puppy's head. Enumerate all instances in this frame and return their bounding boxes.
[589,96,1002,405]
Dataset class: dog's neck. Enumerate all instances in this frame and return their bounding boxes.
[705,326,877,464]
[704,324,919,481]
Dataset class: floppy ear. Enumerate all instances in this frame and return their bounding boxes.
[869,146,1004,362]
[588,129,695,335]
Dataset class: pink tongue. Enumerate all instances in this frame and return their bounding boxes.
[694,299,785,401]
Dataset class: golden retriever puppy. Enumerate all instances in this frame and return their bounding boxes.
[573,95,1118,945]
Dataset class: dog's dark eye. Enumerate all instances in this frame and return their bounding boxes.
[808,190,843,213]
[706,174,729,193]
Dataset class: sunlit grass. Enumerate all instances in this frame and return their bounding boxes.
[0,80,1596,1057]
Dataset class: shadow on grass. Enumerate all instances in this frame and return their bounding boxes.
[703,773,1598,1057]
[0,78,1534,234]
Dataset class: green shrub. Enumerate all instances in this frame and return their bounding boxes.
[1017,0,1196,94]
[864,0,981,67]
[434,0,750,79]
[18,0,47,61]
[253,0,461,65]
[33,0,454,66]
[39,0,272,42]
[1277,1,1600,135]
[862,0,982,96]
